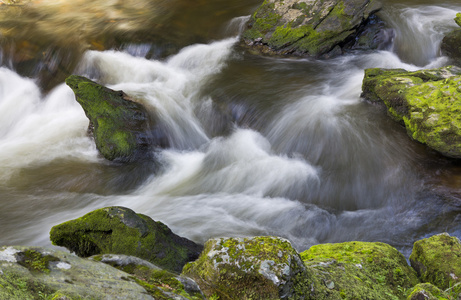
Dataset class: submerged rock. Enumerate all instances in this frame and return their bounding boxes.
[91,254,205,300]
[182,236,319,299]
[361,66,461,158]
[241,0,384,57]
[66,75,166,162]
[0,246,153,299]
[300,241,420,299]
[409,233,461,294]
[49,206,203,273]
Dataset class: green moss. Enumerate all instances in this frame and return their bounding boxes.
[16,250,59,274]
[50,206,202,273]
[455,13,461,27]
[0,270,55,300]
[409,233,461,294]
[300,241,420,300]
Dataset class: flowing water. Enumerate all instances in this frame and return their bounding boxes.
[0,0,461,257]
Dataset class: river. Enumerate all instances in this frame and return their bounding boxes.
[0,0,460,258]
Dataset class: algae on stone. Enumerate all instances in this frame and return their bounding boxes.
[182,236,320,300]
[49,206,203,273]
[300,241,420,300]
[361,66,461,158]
[66,75,155,162]
[409,233,461,295]
[241,0,383,57]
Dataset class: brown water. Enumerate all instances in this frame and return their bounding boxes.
[0,0,460,257]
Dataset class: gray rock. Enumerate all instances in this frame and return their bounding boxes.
[0,246,153,300]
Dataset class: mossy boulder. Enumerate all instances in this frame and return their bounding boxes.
[66,75,162,162]
[406,283,450,300]
[91,254,205,300]
[0,246,153,299]
[182,236,321,299]
[49,206,203,273]
[300,241,420,299]
[409,233,461,294]
[241,0,384,57]
[441,13,461,62]
[361,66,461,158]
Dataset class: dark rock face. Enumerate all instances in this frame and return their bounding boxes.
[49,206,203,273]
[441,29,461,62]
[241,0,386,58]
[361,66,461,158]
[66,75,167,162]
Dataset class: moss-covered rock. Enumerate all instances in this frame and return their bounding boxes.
[91,254,205,300]
[300,241,420,299]
[0,245,153,299]
[409,233,461,295]
[182,236,321,299]
[49,206,203,273]
[406,283,450,300]
[241,0,384,57]
[361,66,461,158]
[66,75,163,162]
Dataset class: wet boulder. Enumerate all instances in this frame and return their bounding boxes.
[409,233,461,294]
[182,236,320,299]
[241,0,384,58]
[91,254,205,299]
[361,66,461,158]
[441,13,461,62]
[300,241,420,299]
[0,246,153,299]
[66,75,165,162]
[49,206,203,273]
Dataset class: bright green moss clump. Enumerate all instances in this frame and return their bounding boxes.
[409,233,461,295]
[50,206,203,273]
[300,241,420,300]
[66,75,151,162]
[361,66,461,158]
[455,13,461,27]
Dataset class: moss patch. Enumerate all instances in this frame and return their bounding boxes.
[300,241,420,299]
[455,13,461,27]
[406,283,450,300]
[50,206,203,273]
